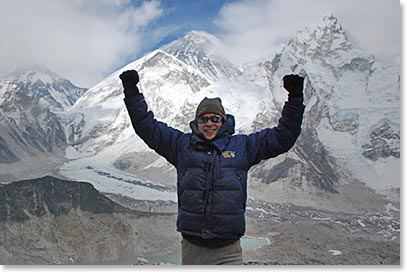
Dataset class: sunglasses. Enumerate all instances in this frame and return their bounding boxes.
[196,115,224,124]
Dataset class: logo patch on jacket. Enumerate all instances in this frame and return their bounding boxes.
[222,151,236,158]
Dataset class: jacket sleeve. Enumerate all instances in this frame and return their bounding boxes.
[124,93,183,166]
[247,98,305,166]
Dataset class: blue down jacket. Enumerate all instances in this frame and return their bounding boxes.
[124,93,305,239]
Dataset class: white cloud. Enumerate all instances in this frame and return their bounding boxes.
[214,0,400,65]
[0,0,163,87]
[0,0,400,87]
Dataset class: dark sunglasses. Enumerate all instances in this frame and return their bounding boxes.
[196,115,224,124]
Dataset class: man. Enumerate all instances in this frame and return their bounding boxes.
[120,69,305,265]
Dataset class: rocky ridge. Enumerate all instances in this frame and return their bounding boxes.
[0,176,178,264]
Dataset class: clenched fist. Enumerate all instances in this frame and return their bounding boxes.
[283,74,304,98]
[120,70,139,97]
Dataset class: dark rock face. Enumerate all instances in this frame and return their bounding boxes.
[0,176,126,223]
[362,121,400,161]
[251,127,339,194]
[253,158,298,184]
[0,135,18,163]
[0,176,179,265]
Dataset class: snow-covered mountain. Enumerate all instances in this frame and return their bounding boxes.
[0,65,87,181]
[5,64,87,111]
[0,15,399,215]
[248,14,400,209]
[162,30,242,82]
[59,14,399,213]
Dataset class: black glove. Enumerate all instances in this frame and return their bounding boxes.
[283,74,304,99]
[119,70,139,97]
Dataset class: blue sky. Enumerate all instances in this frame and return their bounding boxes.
[0,0,401,87]
[145,0,236,47]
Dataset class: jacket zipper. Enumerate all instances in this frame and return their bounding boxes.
[202,151,213,218]
[202,150,217,237]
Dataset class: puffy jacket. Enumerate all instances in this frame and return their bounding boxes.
[124,93,305,239]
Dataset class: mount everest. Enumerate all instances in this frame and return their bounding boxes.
[0,14,400,213]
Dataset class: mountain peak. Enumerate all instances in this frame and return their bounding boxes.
[283,13,353,60]
[295,13,348,42]
[162,30,240,81]
[317,13,344,34]
[6,64,61,85]
[162,30,223,56]
[183,30,222,46]
[2,64,87,111]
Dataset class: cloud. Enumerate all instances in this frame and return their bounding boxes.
[0,0,164,87]
[0,0,400,87]
[214,0,400,65]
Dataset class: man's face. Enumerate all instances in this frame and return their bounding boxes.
[197,113,224,140]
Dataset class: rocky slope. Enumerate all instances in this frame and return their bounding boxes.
[0,176,178,264]
[0,176,399,265]
[243,217,399,265]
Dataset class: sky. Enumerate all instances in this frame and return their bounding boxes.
[0,0,401,87]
